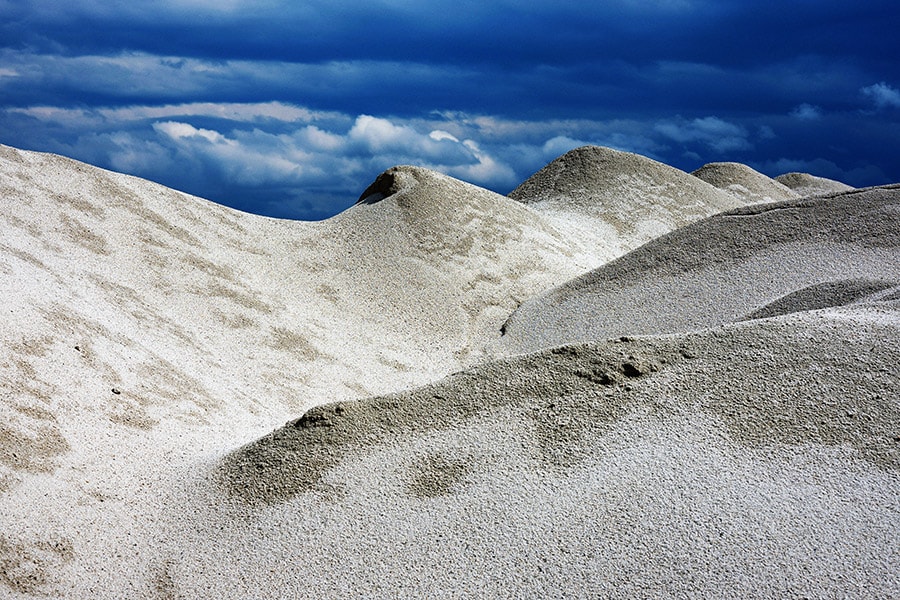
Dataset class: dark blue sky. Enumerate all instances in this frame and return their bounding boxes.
[2,1,898,219]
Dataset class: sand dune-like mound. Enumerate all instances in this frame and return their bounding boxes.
[508,145,744,265]
[0,145,588,467]
[775,171,855,196]
[199,308,898,598]
[0,146,590,597]
[325,165,589,360]
[692,161,800,204]
[2,141,897,598]
[0,146,581,426]
[500,185,900,354]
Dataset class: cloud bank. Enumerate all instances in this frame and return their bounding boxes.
[1,2,899,218]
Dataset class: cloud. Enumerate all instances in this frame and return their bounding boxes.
[2,100,682,212]
[0,48,501,115]
[88,132,176,175]
[861,82,900,109]
[790,103,822,121]
[8,102,348,132]
[151,121,311,187]
[443,140,517,187]
[138,112,520,194]
[429,130,459,143]
[106,102,341,123]
[8,106,105,128]
[536,134,658,163]
[0,50,237,102]
[296,126,344,152]
[154,121,230,144]
[655,116,752,153]
[347,115,421,152]
[757,125,776,140]
[3,97,898,219]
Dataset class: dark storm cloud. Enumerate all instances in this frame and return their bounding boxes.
[1,0,898,219]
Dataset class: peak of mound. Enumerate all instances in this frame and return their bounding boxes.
[500,185,900,354]
[775,172,854,197]
[353,164,526,220]
[692,162,799,204]
[319,164,591,362]
[356,165,443,205]
[510,145,644,202]
[343,165,579,261]
[510,145,737,206]
[507,146,744,265]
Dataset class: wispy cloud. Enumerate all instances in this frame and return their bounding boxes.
[655,116,752,153]
[9,101,347,128]
[790,103,823,121]
[861,82,900,109]
[0,101,684,213]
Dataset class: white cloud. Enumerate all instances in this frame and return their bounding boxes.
[8,106,104,127]
[541,135,589,156]
[6,101,684,202]
[443,140,516,187]
[104,102,339,123]
[149,121,312,186]
[8,100,829,217]
[101,133,174,175]
[538,134,645,162]
[655,116,751,153]
[294,126,344,152]
[790,103,822,121]
[429,130,459,143]
[345,115,487,166]
[8,102,344,131]
[120,112,519,192]
[861,82,900,109]
[348,115,418,151]
[153,121,231,144]
[0,68,19,78]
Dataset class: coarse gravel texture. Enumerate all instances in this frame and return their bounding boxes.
[775,171,855,197]
[0,145,592,598]
[500,185,900,354]
[509,145,745,266]
[691,161,800,204]
[1,142,898,599]
[206,307,899,598]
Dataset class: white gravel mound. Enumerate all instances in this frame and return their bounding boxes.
[509,145,745,266]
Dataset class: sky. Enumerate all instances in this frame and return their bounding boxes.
[1,1,899,220]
